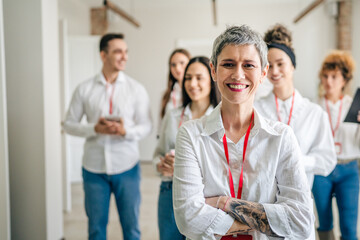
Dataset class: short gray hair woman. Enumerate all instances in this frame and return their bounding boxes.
[173,25,313,239]
[211,25,268,71]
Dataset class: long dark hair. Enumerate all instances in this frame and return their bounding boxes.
[182,56,220,108]
[160,49,191,119]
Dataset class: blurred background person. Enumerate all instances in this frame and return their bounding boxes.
[153,56,219,240]
[160,49,191,120]
[255,24,336,188]
[255,24,337,239]
[63,33,152,240]
[313,50,360,240]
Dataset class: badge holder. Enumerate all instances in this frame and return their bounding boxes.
[335,142,342,155]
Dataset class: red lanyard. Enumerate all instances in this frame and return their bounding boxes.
[325,97,343,137]
[275,91,295,125]
[222,112,254,199]
[106,83,116,114]
[178,108,185,128]
[172,91,177,108]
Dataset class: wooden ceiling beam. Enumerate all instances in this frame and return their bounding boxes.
[293,0,324,23]
[104,0,140,28]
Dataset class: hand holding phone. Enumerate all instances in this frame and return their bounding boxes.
[95,116,126,136]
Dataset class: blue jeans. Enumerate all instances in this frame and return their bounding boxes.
[312,160,359,240]
[158,181,185,240]
[82,163,141,240]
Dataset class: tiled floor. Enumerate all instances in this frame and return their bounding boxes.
[63,163,359,240]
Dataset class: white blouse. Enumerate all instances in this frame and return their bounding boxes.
[165,82,182,112]
[173,104,313,240]
[254,90,337,186]
[153,104,214,182]
[157,82,183,136]
[318,95,360,161]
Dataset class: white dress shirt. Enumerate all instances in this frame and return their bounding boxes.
[254,90,337,186]
[157,82,182,136]
[173,104,314,240]
[63,71,152,175]
[319,95,360,161]
[153,104,214,182]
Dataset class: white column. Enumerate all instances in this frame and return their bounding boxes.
[353,0,360,91]
[0,0,10,239]
[3,0,63,239]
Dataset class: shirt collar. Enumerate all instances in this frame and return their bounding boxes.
[173,82,181,91]
[322,95,348,108]
[268,89,303,105]
[97,71,125,85]
[202,103,224,137]
[172,104,192,119]
[265,89,306,122]
[201,103,280,140]
[174,104,215,119]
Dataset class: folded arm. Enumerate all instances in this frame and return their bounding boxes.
[206,196,278,237]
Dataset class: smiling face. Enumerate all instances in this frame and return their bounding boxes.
[210,44,267,105]
[267,48,294,89]
[170,52,190,85]
[101,38,128,72]
[184,62,212,104]
[321,69,346,97]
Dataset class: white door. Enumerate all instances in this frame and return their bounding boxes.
[66,36,102,183]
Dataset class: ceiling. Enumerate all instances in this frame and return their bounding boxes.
[81,0,308,9]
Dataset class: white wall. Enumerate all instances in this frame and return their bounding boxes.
[352,0,360,91]
[42,0,64,239]
[59,0,360,160]
[4,0,63,239]
[0,0,10,238]
[293,0,360,100]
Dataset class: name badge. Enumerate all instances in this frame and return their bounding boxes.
[221,235,253,240]
[335,142,342,155]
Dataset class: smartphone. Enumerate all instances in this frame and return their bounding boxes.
[170,149,175,156]
[104,115,121,122]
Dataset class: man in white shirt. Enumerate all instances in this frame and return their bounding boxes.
[64,33,152,240]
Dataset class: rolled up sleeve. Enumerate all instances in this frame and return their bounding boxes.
[63,85,97,138]
[263,128,314,239]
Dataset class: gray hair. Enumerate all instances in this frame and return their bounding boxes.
[210,25,268,70]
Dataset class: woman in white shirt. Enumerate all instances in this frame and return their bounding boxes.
[173,25,313,240]
[154,56,219,240]
[312,51,360,240]
[160,49,191,120]
[254,24,336,187]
